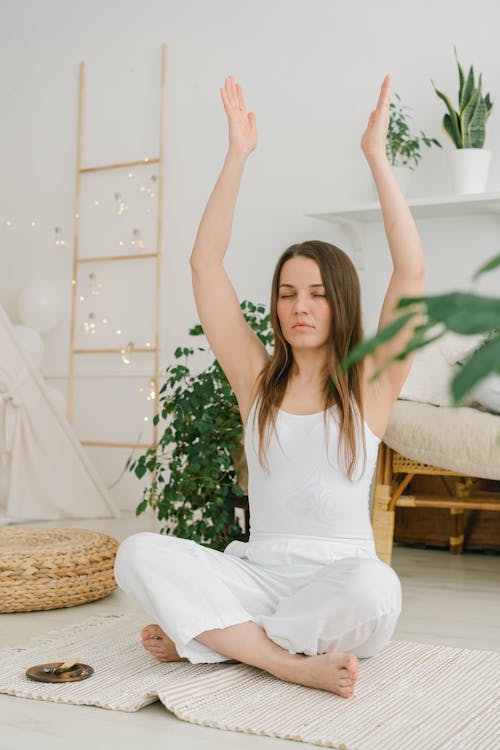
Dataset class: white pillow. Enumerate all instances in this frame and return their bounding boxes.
[398,331,487,407]
[468,373,500,414]
[398,336,455,406]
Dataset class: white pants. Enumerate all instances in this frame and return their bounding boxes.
[114,532,402,664]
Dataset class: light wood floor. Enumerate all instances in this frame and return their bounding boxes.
[1,512,499,750]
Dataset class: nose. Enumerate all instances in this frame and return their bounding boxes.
[292,293,311,316]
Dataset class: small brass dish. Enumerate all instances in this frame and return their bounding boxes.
[26,662,94,683]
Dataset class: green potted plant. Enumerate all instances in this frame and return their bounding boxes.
[131,300,273,552]
[341,252,500,410]
[432,47,493,194]
[384,92,442,196]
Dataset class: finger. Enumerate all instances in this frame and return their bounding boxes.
[228,75,238,109]
[376,74,391,111]
[225,76,234,109]
[236,82,246,111]
[224,76,235,109]
[220,87,230,114]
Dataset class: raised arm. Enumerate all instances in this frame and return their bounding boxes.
[189,77,269,420]
[361,75,426,278]
[190,76,257,269]
[361,75,426,400]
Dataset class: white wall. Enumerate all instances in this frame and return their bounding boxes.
[2,0,499,511]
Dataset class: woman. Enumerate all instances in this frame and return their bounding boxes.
[114,74,425,699]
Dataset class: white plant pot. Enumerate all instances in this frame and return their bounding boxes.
[372,165,412,200]
[448,148,491,194]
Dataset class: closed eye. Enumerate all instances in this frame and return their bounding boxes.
[280,294,326,298]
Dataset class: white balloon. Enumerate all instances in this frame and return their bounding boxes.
[45,384,67,415]
[12,325,45,366]
[17,279,64,335]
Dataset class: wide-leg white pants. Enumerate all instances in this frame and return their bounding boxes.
[114,532,402,664]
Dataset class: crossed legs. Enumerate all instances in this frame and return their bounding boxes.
[141,620,359,698]
[116,533,401,699]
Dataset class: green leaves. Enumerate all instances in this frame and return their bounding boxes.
[451,334,500,403]
[432,48,493,149]
[340,253,500,407]
[130,299,273,551]
[387,92,442,169]
[432,84,462,148]
[340,312,417,371]
[472,254,500,280]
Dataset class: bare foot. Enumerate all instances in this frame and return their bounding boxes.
[291,651,359,699]
[140,624,189,662]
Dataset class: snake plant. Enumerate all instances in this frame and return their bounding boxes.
[432,47,493,149]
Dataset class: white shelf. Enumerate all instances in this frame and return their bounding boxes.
[307,191,500,223]
[306,191,500,270]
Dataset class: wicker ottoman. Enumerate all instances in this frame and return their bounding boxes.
[0,527,119,613]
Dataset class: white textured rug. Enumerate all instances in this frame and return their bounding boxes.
[1,612,498,750]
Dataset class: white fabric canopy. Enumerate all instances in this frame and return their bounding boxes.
[0,304,120,522]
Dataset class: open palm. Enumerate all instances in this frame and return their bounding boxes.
[361,74,391,161]
[220,75,257,157]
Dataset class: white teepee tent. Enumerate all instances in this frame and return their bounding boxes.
[0,304,120,523]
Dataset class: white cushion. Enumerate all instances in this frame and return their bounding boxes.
[468,374,500,415]
[383,399,500,480]
[399,331,488,408]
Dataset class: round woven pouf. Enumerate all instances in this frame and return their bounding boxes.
[0,527,119,613]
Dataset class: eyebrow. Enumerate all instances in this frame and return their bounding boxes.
[279,283,325,288]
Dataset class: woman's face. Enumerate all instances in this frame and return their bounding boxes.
[276,256,332,348]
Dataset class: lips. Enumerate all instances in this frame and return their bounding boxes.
[293,323,312,328]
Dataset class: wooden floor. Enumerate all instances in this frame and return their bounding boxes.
[1,512,499,750]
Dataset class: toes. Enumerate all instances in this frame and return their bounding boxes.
[145,641,164,651]
[343,668,358,683]
[338,683,355,698]
[340,653,358,679]
[345,654,358,670]
[141,624,162,639]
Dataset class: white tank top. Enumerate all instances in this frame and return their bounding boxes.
[243,397,381,545]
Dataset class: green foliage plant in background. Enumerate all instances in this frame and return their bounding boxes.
[432,47,493,149]
[386,92,442,169]
[341,253,500,407]
[131,301,273,551]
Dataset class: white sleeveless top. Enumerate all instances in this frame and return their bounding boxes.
[243,397,381,549]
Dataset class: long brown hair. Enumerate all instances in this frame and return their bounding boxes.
[248,240,367,482]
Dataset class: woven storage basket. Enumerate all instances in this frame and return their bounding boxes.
[0,527,119,613]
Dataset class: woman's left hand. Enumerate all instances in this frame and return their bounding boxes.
[361,74,391,162]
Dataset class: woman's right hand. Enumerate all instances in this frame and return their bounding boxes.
[220,75,257,158]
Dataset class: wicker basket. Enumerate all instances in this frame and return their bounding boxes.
[0,527,119,613]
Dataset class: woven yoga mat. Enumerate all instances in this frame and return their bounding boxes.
[1,612,498,750]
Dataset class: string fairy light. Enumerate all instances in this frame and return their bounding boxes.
[4,164,157,360]
[139,174,158,200]
[88,272,103,296]
[54,226,66,246]
[147,378,156,401]
[114,192,128,215]
[120,341,134,365]
[131,228,145,250]
[83,312,96,335]
[138,378,156,401]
